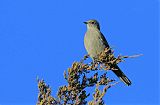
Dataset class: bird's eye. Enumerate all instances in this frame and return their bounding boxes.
[91,22,95,24]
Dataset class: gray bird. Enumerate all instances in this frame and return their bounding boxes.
[84,19,131,86]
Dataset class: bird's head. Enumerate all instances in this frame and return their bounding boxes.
[84,19,100,30]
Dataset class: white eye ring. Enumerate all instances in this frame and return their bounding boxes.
[91,22,95,24]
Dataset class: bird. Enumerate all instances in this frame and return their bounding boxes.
[84,19,131,86]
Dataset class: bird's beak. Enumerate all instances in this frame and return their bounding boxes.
[83,22,88,24]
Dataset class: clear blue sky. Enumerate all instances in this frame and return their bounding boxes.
[0,0,159,105]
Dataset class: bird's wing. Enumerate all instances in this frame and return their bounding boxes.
[98,32,110,48]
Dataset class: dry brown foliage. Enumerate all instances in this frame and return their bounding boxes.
[36,48,141,105]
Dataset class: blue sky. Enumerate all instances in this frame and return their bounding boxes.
[0,0,159,105]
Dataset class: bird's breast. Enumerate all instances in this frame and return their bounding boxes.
[84,29,106,59]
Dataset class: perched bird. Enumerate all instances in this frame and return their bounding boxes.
[84,19,131,86]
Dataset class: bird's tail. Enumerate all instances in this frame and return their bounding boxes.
[112,65,131,86]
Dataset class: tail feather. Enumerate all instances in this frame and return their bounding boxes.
[112,65,131,86]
